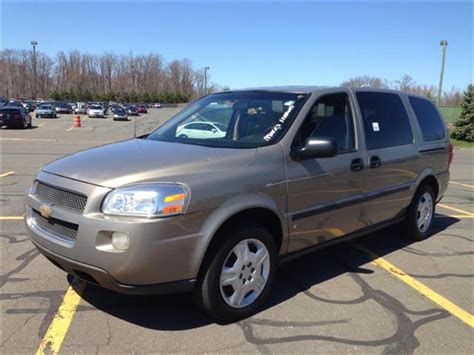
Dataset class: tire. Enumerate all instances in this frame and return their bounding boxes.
[195,224,278,323]
[35,115,39,118]
[405,184,436,240]
[27,119,32,128]
[179,134,188,139]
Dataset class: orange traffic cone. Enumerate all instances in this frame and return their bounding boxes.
[73,114,81,128]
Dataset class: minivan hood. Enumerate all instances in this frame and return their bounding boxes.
[42,139,256,188]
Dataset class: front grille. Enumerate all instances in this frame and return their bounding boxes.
[32,209,78,241]
[34,181,87,213]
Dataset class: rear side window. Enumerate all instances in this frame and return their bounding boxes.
[408,96,445,141]
[356,92,413,150]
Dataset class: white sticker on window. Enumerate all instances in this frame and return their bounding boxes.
[372,122,380,132]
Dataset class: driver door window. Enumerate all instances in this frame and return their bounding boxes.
[296,93,355,153]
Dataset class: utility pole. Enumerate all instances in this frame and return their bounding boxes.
[204,66,210,95]
[437,40,448,106]
[31,41,38,100]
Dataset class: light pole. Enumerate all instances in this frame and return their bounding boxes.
[31,40,38,100]
[204,66,210,95]
[437,40,448,106]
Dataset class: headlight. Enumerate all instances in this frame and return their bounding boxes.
[102,183,190,217]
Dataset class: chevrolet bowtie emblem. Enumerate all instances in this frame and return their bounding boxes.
[38,204,53,219]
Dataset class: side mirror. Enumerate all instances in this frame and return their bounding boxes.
[292,137,338,161]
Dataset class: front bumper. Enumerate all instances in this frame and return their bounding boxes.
[31,239,195,295]
[37,112,55,117]
[25,171,203,293]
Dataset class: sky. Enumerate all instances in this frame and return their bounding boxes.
[1,1,472,90]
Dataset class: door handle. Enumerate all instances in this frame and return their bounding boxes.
[369,156,382,168]
[350,158,364,172]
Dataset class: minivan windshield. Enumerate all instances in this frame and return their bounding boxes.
[147,91,308,148]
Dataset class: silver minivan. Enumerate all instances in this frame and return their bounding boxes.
[25,87,452,321]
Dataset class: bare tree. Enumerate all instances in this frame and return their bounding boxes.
[341,75,389,89]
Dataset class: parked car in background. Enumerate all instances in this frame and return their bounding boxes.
[55,102,73,114]
[87,104,105,118]
[22,101,36,112]
[176,121,227,139]
[137,104,148,114]
[0,106,32,128]
[74,103,88,115]
[24,87,451,322]
[112,107,129,121]
[110,104,123,114]
[36,104,57,118]
[7,100,24,109]
[153,103,163,108]
[125,105,139,116]
[0,97,8,107]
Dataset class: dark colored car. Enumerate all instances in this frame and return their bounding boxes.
[137,105,148,114]
[23,101,36,112]
[125,105,139,116]
[113,108,129,121]
[0,107,32,129]
[7,100,24,108]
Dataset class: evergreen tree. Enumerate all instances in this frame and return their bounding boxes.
[451,84,474,142]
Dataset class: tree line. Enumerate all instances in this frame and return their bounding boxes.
[341,75,464,106]
[0,48,466,106]
[0,49,217,103]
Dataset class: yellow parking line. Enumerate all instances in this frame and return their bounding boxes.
[439,215,474,219]
[450,181,474,189]
[0,171,15,178]
[0,216,24,220]
[356,245,474,328]
[438,203,474,217]
[36,281,85,355]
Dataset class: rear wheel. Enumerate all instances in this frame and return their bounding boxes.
[195,224,277,323]
[406,184,436,240]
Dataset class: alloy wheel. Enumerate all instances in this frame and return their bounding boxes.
[417,192,433,233]
[219,238,270,309]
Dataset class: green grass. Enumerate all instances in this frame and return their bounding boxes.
[448,129,474,148]
[450,137,474,148]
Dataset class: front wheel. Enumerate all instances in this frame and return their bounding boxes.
[406,184,436,240]
[195,224,277,323]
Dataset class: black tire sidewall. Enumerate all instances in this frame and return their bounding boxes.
[197,225,278,322]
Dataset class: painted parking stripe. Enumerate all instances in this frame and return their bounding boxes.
[36,281,85,355]
[357,244,474,328]
[450,181,474,189]
[437,214,474,219]
[438,203,474,217]
[0,171,15,178]
[0,216,24,220]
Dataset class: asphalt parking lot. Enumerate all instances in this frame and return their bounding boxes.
[1,109,473,353]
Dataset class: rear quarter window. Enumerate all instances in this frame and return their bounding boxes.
[408,96,446,141]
